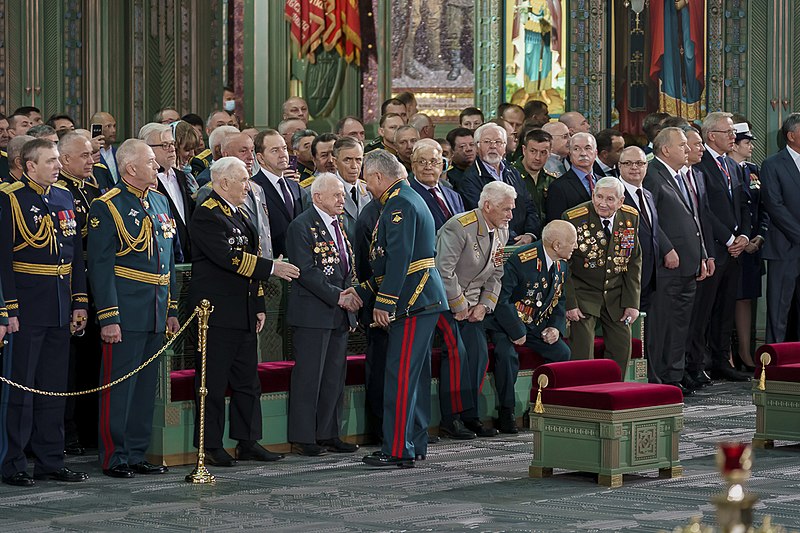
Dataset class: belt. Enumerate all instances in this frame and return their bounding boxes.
[114,265,170,286]
[12,261,72,276]
[375,257,435,284]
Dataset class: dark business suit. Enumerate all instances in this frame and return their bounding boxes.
[409,176,465,231]
[286,207,356,445]
[643,158,705,384]
[156,168,196,262]
[593,160,618,178]
[691,151,752,374]
[455,158,542,242]
[544,168,591,223]
[252,169,307,258]
[623,186,661,308]
[761,147,800,342]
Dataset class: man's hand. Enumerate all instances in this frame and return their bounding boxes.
[256,312,266,333]
[512,335,526,346]
[453,308,469,321]
[620,308,639,325]
[101,324,122,344]
[513,234,534,245]
[706,257,716,277]
[696,259,708,281]
[566,308,585,322]
[0,325,6,344]
[664,249,679,269]
[541,327,559,345]
[8,316,20,334]
[90,135,104,153]
[272,255,300,281]
[467,304,487,323]
[744,236,763,254]
[283,169,300,182]
[167,316,180,334]
[373,309,392,328]
[728,235,749,258]
[338,288,363,312]
[72,309,89,334]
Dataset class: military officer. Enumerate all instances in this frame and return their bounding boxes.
[87,139,180,478]
[513,129,559,221]
[435,181,511,439]
[0,139,89,486]
[189,157,299,467]
[357,150,447,468]
[564,177,642,375]
[489,221,577,432]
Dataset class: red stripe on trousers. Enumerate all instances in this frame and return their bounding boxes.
[392,317,416,458]
[99,342,115,469]
[437,315,463,413]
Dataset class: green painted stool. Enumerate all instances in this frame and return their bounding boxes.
[752,343,800,449]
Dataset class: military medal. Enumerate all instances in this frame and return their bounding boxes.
[156,214,175,238]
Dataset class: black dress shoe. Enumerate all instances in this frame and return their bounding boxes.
[103,464,135,478]
[497,409,519,434]
[2,471,35,487]
[130,461,168,475]
[292,443,327,457]
[440,419,476,440]
[64,442,85,456]
[691,370,713,386]
[236,442,284,462]
[205,448,238,467]
[713,364,750,382]
[318,438,359,453]
[415,454,426,461]
[362,451,414,468]
[680,374,700,392]
[668,382,695,396]
[34,467,89,482]
[463,418,499,437]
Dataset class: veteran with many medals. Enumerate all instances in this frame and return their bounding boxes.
[564,177,642,375]
[489,220,577,432]
[87,139,180,479]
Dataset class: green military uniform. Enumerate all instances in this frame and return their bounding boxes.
[87,179,178,472]
[513,159,559,223]
[489,241,570,413]
[93,163,115,193]
[190,148,213,177]
[356,178,447,462]
[364,136,385,154]
[563,201,642,374]
[544,154,567,178]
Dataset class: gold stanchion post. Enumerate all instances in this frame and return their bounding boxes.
[186,299,216,484]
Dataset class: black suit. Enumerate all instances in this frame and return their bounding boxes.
[189,190,274,449]
[156,168,196,262]
[593,160,618,178]
[544,168,591,223]
[690,151,752,374]
[285,207,356,444]
[455,158,541,242]
[642,158,705,384]
[623,186,661,308]
[409,177,465,231]
[252,169,306,258]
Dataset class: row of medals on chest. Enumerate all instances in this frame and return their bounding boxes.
[578,221,634,271]
[311,226,342,276]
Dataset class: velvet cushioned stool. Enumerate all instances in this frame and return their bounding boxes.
[752,343,800,449]
[528,360,683,488]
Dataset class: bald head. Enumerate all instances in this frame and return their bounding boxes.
[58,132,94,179]
[541,220,578,261]
[282,97,309,123]
[409,113,434,139]
[542,121,570,157]
[559,111,590,135]
[89,111,117,145]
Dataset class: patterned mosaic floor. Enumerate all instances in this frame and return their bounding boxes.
[1,381,799,532]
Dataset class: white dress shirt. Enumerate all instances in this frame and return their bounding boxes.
[158,168,186,222]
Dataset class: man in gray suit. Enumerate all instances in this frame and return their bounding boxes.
[761,113,800,342]
[642,127,707,394]
[333,136,371,240]
[434,181,511,440]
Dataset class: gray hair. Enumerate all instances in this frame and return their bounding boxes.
[209,125,240,153]
[542,220,577,247]
[27,124,57,138]
[479,180,517,207]
[57,131,91,154]
[116,139,150,177]
[594,176,624,197]
[701,111,733,141]
[569,132,596,150]
[652,127,685,156]
[411,138,442,160]
[473,122,507,144]
[138,122,170,143]
[210,156,248,184]
[393,124,418,144]
[781,113,800,140]
[7,135,34,166]
[291,128,318,151]
[309,172,343,196]
[206,109,228,128]
[363,149,403,177]
[277,118,305,134]
[409,113,433,131]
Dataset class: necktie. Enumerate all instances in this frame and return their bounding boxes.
[635,188,651,227]
[351,185,359,207]
[602,219,612,239]
[716,155,733,197]
[675,174,692,209]
[332,217,349,279]
[587,173,595,195]
[278,177,294,218]
[429,188,452,219]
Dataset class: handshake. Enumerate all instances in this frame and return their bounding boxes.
[338,287,363,312]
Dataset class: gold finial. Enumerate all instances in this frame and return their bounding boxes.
[533,374,548,414]
[758,352,771,391]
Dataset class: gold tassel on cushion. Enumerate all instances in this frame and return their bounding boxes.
[758,352,771,391]
[533,374,549,414]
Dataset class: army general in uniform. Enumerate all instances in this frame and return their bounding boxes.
[564,177,642,375]
[87,139,180,478]
[357,150,447,468]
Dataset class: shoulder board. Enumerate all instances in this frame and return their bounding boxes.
[620,204,639,216]
[0,150,7,157]
[458,211,478,227]
[543,168,560,178]
[518,248,538,263]
[93,163,108,170]
[52,182,69,190]
[299,176,315,189]
[98,188,121,202]
[1,181,24,194]
[387,188,401,200]
[149,189,166,197]
[565,205,589,219]
[196,149,212,160]
[201,197,219,210]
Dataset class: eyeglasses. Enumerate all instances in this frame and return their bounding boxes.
[413,158,443,168]
[149,142,176,150]
[480,139,506,147]
[618,161,647,167]
[710,129,736,137]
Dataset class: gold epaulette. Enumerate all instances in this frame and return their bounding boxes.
[0,181,24,195]
[387,188,400,200]
[518,248,538,263]
[196,148,212,160]
[0,150,7,157]
[299,176,315,189]
[93,162,108,170]
[458,211,477,227]
[543,168,559,178]
[620,204,639,216]
[53,182,68,190]
[201,197,219,210]
[98,188,121,202]
[565,205,589,219]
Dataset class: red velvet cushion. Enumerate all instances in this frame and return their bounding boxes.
[259,361,295,393]
[757,363,800,382]
[170,369,195,402]
[541,382,683,410]
[756,343,800,367]
[345,355,366,386]
[533,360,622,391]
